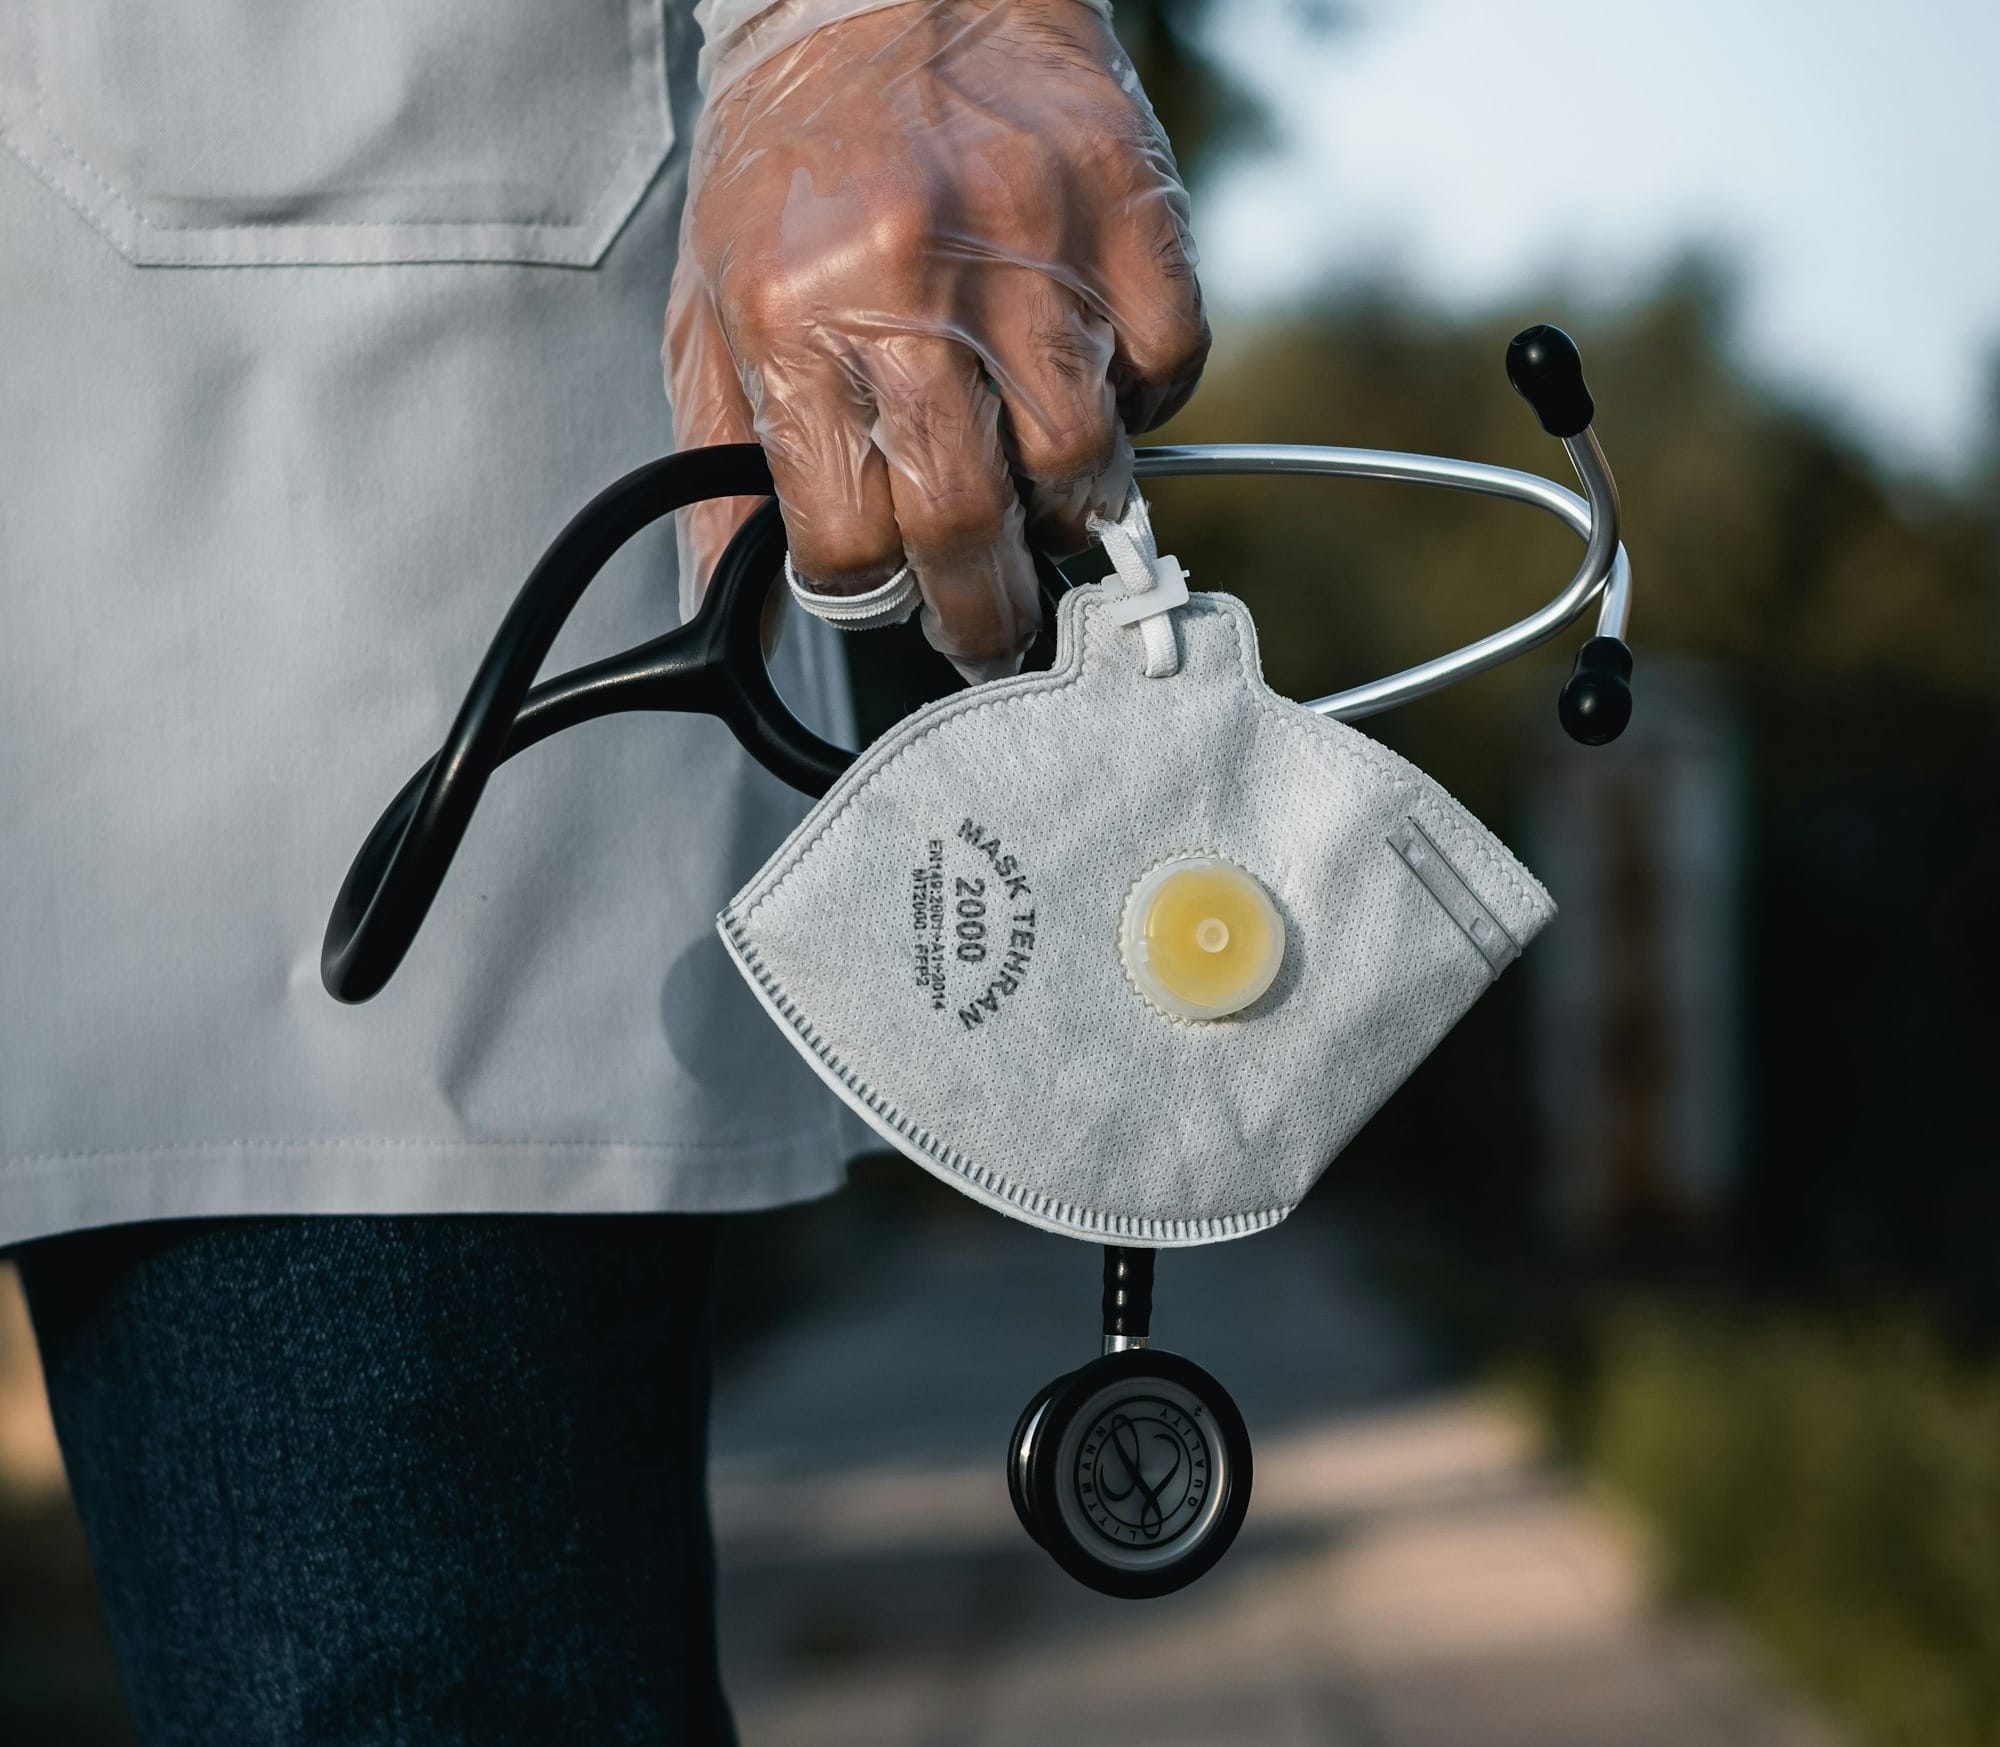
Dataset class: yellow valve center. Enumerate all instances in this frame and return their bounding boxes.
[1121,858,1285,1021]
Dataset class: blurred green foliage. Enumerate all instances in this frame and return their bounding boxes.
[1108,0,1282,182]
[1521,1306,2000,1747]
[1150,263,1995,784]
[1219,268,1999,1747]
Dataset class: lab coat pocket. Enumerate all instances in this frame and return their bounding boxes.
[0,0,672,266]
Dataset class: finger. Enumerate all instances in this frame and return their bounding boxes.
[705,257,911,602]
[664,260,764,608]
[864,334,1042,682]
[746,346,903,598]
[974,272,1132,555]
[672,259,907,618]
[1092,172,1211,434]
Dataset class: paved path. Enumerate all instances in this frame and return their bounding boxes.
[709,1207,1840,1747]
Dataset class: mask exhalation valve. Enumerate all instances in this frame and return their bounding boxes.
[1120,856,1285,1021]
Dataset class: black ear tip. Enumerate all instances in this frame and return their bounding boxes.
[1559,673,1632,745]
[1506,322,1578,375]
[1559,636,1633,745]
[1506,323,1595,438]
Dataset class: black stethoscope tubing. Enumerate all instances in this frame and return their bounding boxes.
[321,442,1067,1006]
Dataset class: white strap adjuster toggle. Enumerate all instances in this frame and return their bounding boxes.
[1104,552,1190,627]
[784,555,920,631]
[1088,487,1185,678]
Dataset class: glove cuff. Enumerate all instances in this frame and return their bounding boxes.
[784,554,921,631]
[695,0,1115,100]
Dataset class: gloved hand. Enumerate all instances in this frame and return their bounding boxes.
[667,0,1208,681]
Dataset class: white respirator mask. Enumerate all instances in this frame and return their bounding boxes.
[721,490,1556,1244]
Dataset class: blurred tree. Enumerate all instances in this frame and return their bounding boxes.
[1107,0,1274,184]
[1110,2,1369,184]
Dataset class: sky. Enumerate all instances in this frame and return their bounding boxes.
[1192,0,2000,480]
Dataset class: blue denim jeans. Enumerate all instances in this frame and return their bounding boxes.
[18,1216,736,1746]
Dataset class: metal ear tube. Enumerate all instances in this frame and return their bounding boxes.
[1132,326,1630,739]
[1506,323,1633,744]
[322,325,1636,1597]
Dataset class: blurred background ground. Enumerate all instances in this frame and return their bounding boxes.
[710,1190,1845,1747]
[0,1264,131,1746]
[4,0,1996,1742]
[0,1192,1856,1747]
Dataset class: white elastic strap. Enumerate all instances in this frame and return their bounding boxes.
[784,554,920,631]
[1087,488,1187,678]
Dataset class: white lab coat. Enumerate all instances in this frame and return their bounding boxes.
[0,0,852,1247]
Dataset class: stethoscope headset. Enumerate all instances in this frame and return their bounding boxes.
[323,326,1633,1599]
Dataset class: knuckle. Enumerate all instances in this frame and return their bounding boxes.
[903,485,1009,555]
[728,273,798,347]
[1130,306,1212,388]
[785,516,903,590]
[864,197,938,272]
[1018,416,1116,488]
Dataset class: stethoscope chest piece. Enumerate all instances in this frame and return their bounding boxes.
[1009,1248,1252,1598]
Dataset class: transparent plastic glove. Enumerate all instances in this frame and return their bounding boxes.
[666,0,1208,682]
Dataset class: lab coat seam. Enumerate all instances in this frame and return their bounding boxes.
[2,1133,821,1171]
[0,1131,848,1248]
[0,123,116,249]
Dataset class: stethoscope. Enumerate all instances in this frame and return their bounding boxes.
[323,324,1633,1598]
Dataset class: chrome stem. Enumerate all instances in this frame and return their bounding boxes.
[1132,436,1630,720]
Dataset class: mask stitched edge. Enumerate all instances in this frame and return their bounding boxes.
[717,591,1556,1240]
[714,912,1296,1247]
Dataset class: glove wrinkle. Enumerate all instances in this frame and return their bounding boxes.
[668,0,1205,680]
